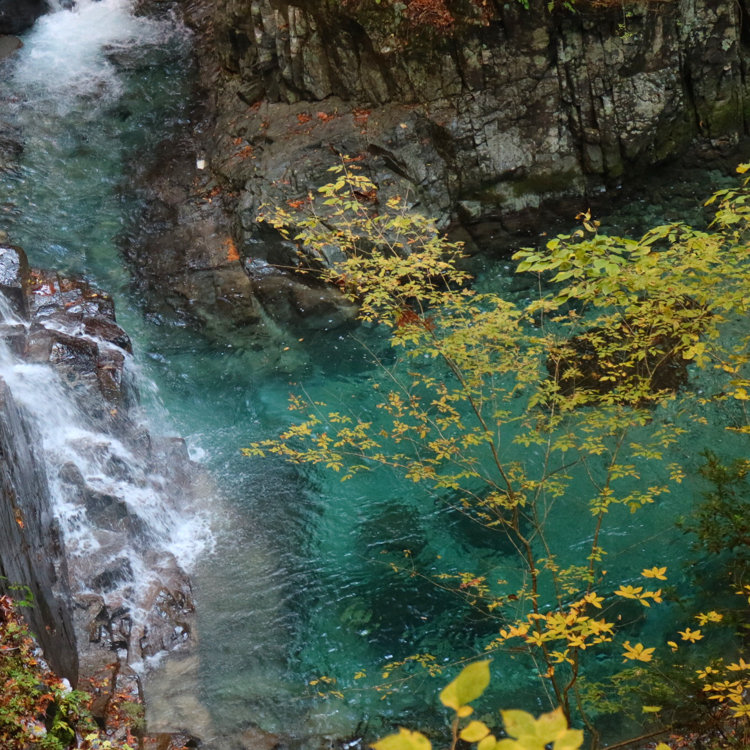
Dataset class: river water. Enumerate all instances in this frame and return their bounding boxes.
[0,2,745,748]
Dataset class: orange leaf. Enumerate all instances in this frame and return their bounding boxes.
[353,107,371,125]
[234,145,254,160]
[224,237,240,262]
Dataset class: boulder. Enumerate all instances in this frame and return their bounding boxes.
[122,134,265,334]
[0,35,22,60]
[0,244,30,317]
[0,0,46,35]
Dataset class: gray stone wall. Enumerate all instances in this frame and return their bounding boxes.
[0,377,78,682]
[129,0,750,330]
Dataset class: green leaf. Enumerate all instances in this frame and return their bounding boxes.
[372,729,432,750]
[439,661,491,711]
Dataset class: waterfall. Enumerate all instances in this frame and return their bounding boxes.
[0,0,209,676]
[0,257,212,667]
[12,0,172,109]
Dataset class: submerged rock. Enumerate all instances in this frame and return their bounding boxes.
[0,34,22,60]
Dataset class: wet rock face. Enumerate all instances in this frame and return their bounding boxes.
[0,246,77,681]
[21,267,138,425]
[206,0,749,230]
[0,377,78,680]
[0,0,46,35]
[0,244,199,704]
[128,0,750,332]
[122,133,266,335]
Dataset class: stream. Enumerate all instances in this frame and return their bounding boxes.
[0,2,745,748]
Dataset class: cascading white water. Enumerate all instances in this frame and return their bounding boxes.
[0,0,211,657]
[0,281,212,629]
[12,0,171,111]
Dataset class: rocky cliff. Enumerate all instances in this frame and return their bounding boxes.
[0,342,78,682]
[0,243,202,747]
[128,0,750,331]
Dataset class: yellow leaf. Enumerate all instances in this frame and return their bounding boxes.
[460,721,491,742]
[678,628,703,643]
[536,707,568,739]
[554,730,584,750]
[500,709,537,740]
[500,708,582,750]
[641,566,667,580]
[440,661,491,711]
[622,641,655,662]
[372,729,432,750]
[695,611,723,625]
[583,592,604,609]
[615,585,643,600]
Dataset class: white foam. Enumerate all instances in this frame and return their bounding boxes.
[0,297,212,587]
[13,0,177,112]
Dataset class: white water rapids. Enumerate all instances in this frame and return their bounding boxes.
[13,0,170,108]
[0,280,212,632]
[1,0,211,648]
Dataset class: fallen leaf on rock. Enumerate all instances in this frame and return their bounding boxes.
[224,237,240,262]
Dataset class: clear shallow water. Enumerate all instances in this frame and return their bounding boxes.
[0,4,746,747]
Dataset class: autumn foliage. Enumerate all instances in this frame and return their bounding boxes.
[253,160,750,747]
[0,595,132,750]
